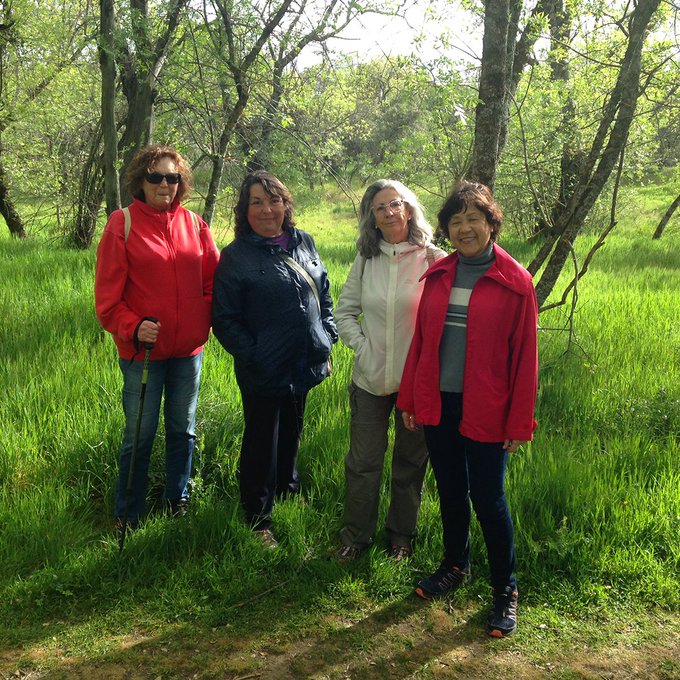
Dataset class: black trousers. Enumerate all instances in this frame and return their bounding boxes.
[239,390,306,529]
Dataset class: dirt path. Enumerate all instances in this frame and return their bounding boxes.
[3,605,679,679]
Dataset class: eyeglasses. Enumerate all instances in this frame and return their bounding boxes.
[145,172,181,184]
[373,199,405,215]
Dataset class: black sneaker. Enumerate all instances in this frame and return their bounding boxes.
[115,517,138,541]
[415,562,470,600]
[487,586,518,637]
[168,497,189,517]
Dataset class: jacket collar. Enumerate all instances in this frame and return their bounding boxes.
[243,225,300,249]
[422,243,531,294]
[132,196,181,218]
[378,239,424,257]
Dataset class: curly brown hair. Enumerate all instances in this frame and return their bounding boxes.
[126,145,193,204]
[233,170,295,238]
[437,180,503,242]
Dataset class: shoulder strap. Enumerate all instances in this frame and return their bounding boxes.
[425,245,436,267]
[359,255,367,279]
[122,206,132,242]
[122,206,200,243]
[188,210,200,235]
[277,252,321,311]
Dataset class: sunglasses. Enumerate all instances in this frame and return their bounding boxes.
[145,172,181,184]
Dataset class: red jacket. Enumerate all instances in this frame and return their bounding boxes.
[95,198,220,361]
[396,244,538,442]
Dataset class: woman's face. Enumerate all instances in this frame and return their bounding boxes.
[371,187,412,244]
[447,205,493,258]
[247,183,286,238]
[142,156,179,211]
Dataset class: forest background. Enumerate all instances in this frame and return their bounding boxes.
[1,0,679,677]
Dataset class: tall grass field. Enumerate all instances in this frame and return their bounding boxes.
[0,184,678,677]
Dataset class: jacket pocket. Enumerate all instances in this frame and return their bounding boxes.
[307,320,333,365]
[176,296,211,355]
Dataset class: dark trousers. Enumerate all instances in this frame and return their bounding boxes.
[424,392,517,592]
[239,391,306,529]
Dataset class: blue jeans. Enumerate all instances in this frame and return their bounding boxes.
[115,352,203,522]
[424,392,516,592]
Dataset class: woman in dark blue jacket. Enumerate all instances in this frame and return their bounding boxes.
[212,171,337,547]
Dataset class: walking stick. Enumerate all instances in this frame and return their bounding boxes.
[119,342,153,552]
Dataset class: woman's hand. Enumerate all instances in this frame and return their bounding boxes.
[503,439,526,453]
[402,411,421,432]
[137,319,161,344]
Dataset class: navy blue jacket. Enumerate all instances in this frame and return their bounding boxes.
[212,226,338,397]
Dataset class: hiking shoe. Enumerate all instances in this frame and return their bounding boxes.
[335,544,361,563]
[415,562,470,600]
[387,544,412,562]
[254,528,278,549]
[487,586,518,637]
[169,497,189,517]
[114,517,138,541]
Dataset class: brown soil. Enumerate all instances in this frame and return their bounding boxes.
[2,606,678,679]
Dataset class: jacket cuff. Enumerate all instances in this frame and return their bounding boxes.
[133,316,158,353]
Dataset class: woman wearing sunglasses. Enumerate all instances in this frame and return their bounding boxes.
[95,145,219,535]
[334,180,446,563]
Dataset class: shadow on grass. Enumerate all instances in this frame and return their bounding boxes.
[2,563,503,679]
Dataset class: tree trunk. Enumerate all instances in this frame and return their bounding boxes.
[470,0,542,188]
[533,0,662,306]
[203,89,249,225]
[244,61,286,172]
[72,180,105,249]
[0,13,25,239]
[118,76,156,204]
[652,193,679,239]
[548,0,580,227]
[115,0,189,205]
[203,148,226,226]
[70,126,104,249]
[530,0,583,250]
[496,0,523,159]
[0,154,26,238]
[470,0,511,188]
[99,0,120,214]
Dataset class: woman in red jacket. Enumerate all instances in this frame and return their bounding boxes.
[397,181,538,638]
[95,145,219,533]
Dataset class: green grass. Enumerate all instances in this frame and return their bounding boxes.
[0,184,678,676]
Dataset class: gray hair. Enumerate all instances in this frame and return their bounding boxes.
[356,179,434,258]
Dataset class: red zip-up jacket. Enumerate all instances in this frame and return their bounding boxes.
[396,244,538,442]
[95,198,220,361]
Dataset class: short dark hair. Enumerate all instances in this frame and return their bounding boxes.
[126,145,193,203]
[437,180,503,242]
[233,170,295,238]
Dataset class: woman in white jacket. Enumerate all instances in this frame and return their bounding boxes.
[335,180,446,561]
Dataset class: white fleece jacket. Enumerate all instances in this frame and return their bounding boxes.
[336,240,446,396]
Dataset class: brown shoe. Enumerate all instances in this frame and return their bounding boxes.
[254,528,278,549]
[335,544,361,563]
[387,544,412,561]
